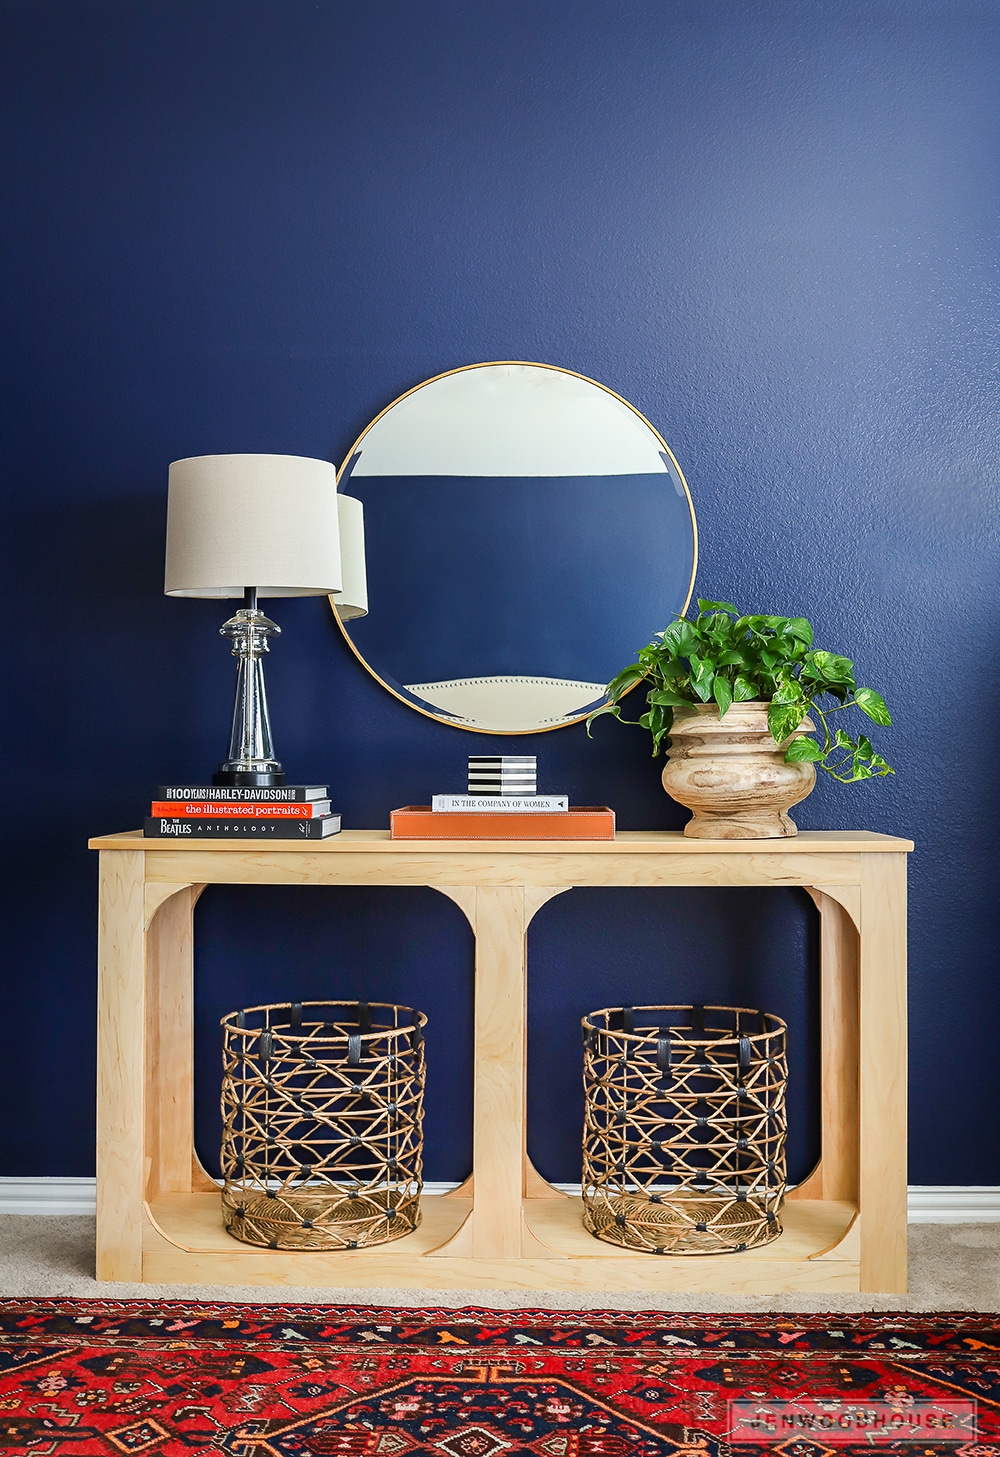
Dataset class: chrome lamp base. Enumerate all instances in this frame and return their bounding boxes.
[213,766,287,787]
[213,589,287,788]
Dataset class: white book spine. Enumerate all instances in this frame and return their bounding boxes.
[468,784,538,796]
[432,795,569,813]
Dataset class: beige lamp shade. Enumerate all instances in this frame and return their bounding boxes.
[165,454,343,598]
[332,493,368,621]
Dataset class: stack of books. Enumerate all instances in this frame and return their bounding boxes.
[391,756,614,840]
[466,754,540,796]
[144,784,342,839]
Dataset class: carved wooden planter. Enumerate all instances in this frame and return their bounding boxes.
[661,702,816,839]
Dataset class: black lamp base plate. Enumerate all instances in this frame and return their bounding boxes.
[212,768,288,787]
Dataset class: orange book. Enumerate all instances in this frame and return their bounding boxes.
[150,800,329,819]
[390,806,615,840]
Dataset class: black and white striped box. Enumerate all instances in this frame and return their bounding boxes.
[468,755,537,795]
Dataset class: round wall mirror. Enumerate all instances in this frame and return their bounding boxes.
[333,362,697,733]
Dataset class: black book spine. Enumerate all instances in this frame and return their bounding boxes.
[145,816,341,839]
[157,785,328,803]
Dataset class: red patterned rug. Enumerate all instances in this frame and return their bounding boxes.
[1,1301,998,1455]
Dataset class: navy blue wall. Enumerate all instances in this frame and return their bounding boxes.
[2,0,998,1185]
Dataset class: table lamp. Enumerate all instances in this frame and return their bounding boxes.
[165,453,367,786]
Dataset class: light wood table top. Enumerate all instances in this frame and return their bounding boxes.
[91,827,913,854]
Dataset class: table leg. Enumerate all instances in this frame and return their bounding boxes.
[858,852,908,1291]
[144,885,202,1199]
[468,886,529,1257]
[791,888,860,1205]
[429,883,557,1258]
[523,887,571,1200]
[96,850,146,1281]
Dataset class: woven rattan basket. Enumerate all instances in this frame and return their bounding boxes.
[220,1000,426,1251]
[582,1003,787,1255]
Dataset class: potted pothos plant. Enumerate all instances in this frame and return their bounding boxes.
[588,600,893,839]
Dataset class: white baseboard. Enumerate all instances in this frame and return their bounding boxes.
[905,1186,1000,1223]
[554,1184,1000,1221]
[3,1177,999,1223]
[0,1178,99,1216]
[0,1177,465,1216]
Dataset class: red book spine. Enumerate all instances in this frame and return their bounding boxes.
[150,800,325,819]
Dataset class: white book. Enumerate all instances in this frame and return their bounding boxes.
[468,756,536,766]
[432,794,569,814]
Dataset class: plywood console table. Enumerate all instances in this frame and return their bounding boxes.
[90,828,911,1293]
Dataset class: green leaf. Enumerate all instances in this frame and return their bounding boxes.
[808,650,855,684]
[712,675,733,716]
[689,654,715,702]
[697,599,739,614]
[736,614,768,635]
[854,687,892,726]
[660,619,700,658]
[702,612,735,641]
[647,688,695,707]
[656,622,683,655]
[716,649,747,667]
[784,736,824,762]
[616,663,650,684]
[785,617,814,646]
[655,714,675,751]
[645,701,672,755]
[651,656,687,678]
[585,703,621,737]
[771,675,802,705]
[834,729,853,749]
[768,701,806,744]
[773,633,808,660]
[605,664,648,699]
[733,675,759,702]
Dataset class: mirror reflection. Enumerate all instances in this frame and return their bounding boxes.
[334,363,697,733]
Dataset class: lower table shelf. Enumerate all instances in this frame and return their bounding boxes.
[143,1192,861,1293]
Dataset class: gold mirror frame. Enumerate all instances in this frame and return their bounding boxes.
[331,360,698,735]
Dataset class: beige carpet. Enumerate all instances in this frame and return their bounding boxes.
[0,1215,996,1311]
